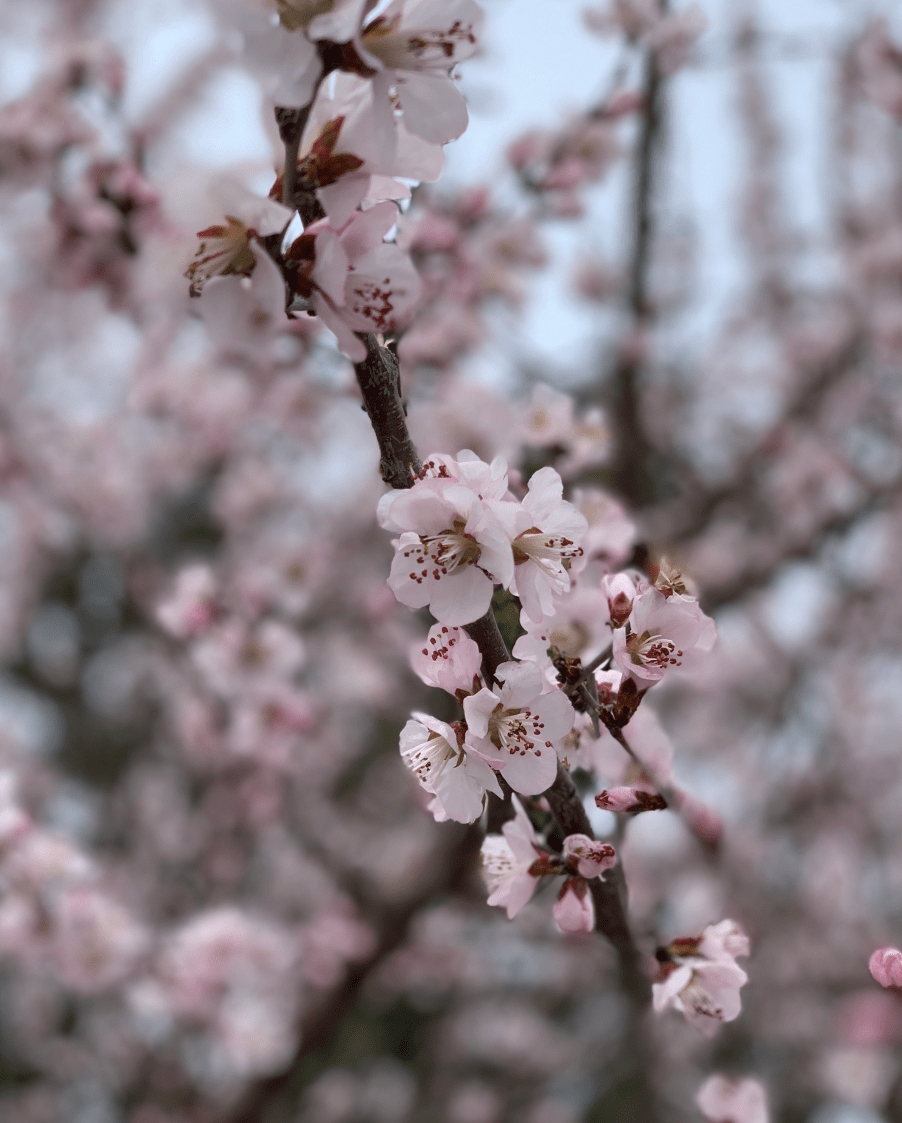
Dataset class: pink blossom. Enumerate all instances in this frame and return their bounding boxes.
[491,468,587,622]
[288,72,444,225]
[612,586,716,686]
[239,16,323,108]
[184,188,292,298]
[572,487,636,565]
[418,450,512,502]
[400,713,502,823]
[480,796,560,918]
[198,249,288,361]
[562,834,616,879]
[380,473,513,625]
[699,919,751,963]
[358,0,485,146]
[553,877,594,934]
[155,565,218,639]
[696,1075,769,1123]
[411,622,482,695]
[191,619,305,699]
[300,202,422,362]
[463,661,574,795]
[52,886,148,994]
[521,384,577,449]
[512,583,612,677]
[653,920,750,1035]
[869,947,902,988]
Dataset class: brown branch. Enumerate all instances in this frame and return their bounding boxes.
[610,31,667,508]
[275,105,311,210]
[354,335,422,489]
[464,609,511,684]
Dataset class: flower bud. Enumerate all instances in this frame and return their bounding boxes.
[869,947,902,988]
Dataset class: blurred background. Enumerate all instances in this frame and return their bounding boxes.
[2,1,902,1121]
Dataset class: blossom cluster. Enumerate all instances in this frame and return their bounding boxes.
[481,795,617,934]
[185,0,484,361]
[379,445,748,1036]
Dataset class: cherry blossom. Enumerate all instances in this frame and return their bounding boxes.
[400,712,501,823]
[480,796,558,918]
[291,201,422,362]
[869,946,902,988]
[417,449,512,502]
[491,467,587,622]
[653,920,750,1035]
[561,834,616,879]
[411,622,482,696]
[697,1075,769,1123]
[379,473,513,625]
[184,188,292,297]
[282,72,444,226]
[512,583,612,680]
[612,585,716,686]
[358,0,485,146]
[198,247,288,360]
[463,661,574,794]
[571,487,636,566]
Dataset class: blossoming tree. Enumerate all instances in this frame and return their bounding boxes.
[2,1,902,1122]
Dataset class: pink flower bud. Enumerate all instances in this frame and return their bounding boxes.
[553,877,595,933]
[595,787,667,814]
[601,572,635,626]
[870,947,902,988]
[562,834,617,879]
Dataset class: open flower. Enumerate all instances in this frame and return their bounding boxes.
[358,0,485,145]
[463,661,574,794]
[400,712,501,823]
[288,201,422,362]
[491,467,587,622]
[653,920,750,1035]
[480,796,559,918]
[380,475,513,625]
[612,585,716,686]
[411,622,482,696]
[281,72,444,225]
[183,187,291,297]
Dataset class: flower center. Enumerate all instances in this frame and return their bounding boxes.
[626,630,683,669]
[487,704,550,759]
[401,517,482,585]
[405,730,457,782]
[512,526,582,573]
[682,971,724,1021]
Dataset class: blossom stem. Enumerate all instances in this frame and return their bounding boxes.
[579,641,613,680]
[275,105,312,211]
[463,609,511,685]
[354,335,422,489]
